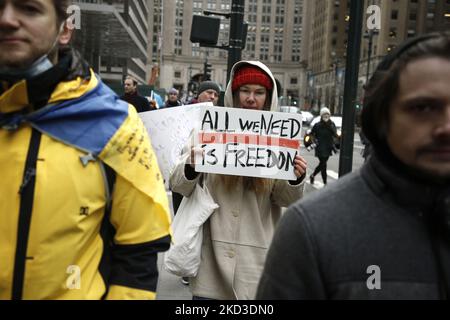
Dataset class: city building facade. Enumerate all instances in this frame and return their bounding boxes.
[307,0,450,115]
[73,0,150,85]
[72,0,449,107]
[149,0,311,108]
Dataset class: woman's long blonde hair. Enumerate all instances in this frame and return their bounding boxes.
[217,89,274,193]
[216,175,273,193]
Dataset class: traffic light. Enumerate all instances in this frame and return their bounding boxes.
[190,15,220,45]
[188,80,199,94]
[204,62,212,80]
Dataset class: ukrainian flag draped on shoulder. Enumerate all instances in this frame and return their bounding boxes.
[0,69,170,226]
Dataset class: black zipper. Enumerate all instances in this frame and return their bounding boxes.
[12,128,41,300]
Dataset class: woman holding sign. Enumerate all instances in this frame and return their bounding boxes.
[170,61,307,300]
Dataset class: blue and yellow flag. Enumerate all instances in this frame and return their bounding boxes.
[0,71,171,228]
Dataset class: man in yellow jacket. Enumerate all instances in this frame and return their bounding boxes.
[0,0,172,299]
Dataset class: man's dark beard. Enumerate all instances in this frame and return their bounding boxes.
[416,137,450,161]
[409,139,450,182]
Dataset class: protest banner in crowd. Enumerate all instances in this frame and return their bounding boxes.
[139,102,213,187]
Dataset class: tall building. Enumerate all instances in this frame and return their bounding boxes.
[308,0,349,74]
[363,0,450,59]
[149,0,312,107]
[306,0,349,114]
[307,0,450,114]
[358,0,450,104]
[148,0,163,79]
[72,0,150,85]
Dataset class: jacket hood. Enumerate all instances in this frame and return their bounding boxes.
[224,60,278,111]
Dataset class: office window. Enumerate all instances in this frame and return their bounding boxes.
[391,10,398,20]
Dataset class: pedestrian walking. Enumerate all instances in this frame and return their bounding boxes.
[164,88,183,108]
[120,76,155,112]
[309,107,338,185]
[169,61,307,300]
[0,0,171,300]
[195,80,221,105]
[256,32,450,300]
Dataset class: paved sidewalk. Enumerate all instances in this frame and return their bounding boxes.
[156,252,192,300]
[156,191,192,300]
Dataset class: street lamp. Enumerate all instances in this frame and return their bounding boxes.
[364,29,379,85]
[306,69,313,110]
[331,51,340,114]
[338,0,364,177]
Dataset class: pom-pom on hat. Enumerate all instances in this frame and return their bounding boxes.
[320,107,331,117]
[232,65,273,92]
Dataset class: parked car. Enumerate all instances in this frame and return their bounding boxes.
[280,106,299,114]
[300,111,314,125]
[303,115,342,150]
[279,106,314,126]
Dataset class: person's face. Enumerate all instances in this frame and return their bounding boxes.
[238,84,267,110]
[169,91,178,102]
[0,0,71,68]
[387,57,450,179]
[124,79,136,94]
[198,89,219,105]
[321,114,330,122]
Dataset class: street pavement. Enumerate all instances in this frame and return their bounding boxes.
[155,132,366,300]
[156,190,193,300]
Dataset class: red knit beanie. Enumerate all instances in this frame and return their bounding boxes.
[232,65,273,92]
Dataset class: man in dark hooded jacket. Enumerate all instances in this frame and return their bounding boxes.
[120,76,154,113]
[309,107,338,185]
[257,32,450,300]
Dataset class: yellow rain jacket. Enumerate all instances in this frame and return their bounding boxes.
[0,49,171,300]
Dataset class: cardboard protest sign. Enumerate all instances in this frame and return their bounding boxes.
[139,102,213,187]
[194,106,302,180]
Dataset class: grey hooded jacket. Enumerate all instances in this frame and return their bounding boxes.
[257,154,450,299]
